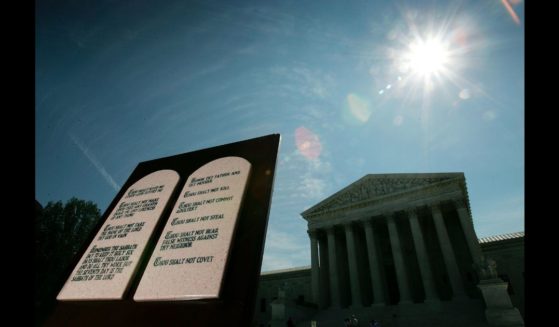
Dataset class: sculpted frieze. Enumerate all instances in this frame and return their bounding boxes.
[308,176,450,215]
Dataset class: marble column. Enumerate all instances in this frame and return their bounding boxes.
[407,208,439,302]
[344,223,362,308]
[318,234,330,308]
[363,219,385,305]
[327,226,341,307]
[387,213,413,304]
[453,198,483,263]
[308,229,320,304]
[431,203,466,297]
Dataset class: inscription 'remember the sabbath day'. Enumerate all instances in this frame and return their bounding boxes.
[71,244,138,281]
[134,157,251,301]
[57,170,180,301]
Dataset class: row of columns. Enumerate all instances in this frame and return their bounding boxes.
[308,199,482,308]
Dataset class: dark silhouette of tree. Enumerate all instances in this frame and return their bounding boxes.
[35,197,101,326]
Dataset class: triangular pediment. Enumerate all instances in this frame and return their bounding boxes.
[301,173,463,217]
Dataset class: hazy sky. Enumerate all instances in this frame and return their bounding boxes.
[36,0,524,272]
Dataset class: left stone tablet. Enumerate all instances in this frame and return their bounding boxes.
[57,170,180,301]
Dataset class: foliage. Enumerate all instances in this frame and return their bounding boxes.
[35,197,101,326]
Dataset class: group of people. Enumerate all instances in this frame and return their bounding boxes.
[343,315,359,326]
[285,315,381,327]
[344,315,382,327]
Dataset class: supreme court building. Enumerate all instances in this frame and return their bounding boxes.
[254,173,524,327]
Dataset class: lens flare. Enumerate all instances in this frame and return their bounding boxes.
[393,115,404,126]
[500,0,521,25]
[295,127,322,160]
[347,93,371,122]
[459,89,471,99]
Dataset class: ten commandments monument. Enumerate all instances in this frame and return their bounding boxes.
[48,134,280,327]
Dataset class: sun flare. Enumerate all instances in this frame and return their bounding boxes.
[405,38,450,77]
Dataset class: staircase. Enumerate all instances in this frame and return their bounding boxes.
[295,299,491,327]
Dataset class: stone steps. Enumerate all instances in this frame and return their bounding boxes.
[295,299,491,327]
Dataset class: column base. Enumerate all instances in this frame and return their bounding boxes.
[424,298,441,304]
[349,305,364,310]
[485,308,524,326]
[423,298,442,311]
[371,302,386,307]
[451,293,470,302]
[398,300,414,305]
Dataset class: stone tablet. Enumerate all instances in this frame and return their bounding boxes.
[57,170,180,301]
[134,156,251,301]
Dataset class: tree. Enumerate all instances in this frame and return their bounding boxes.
[35,197,101,326]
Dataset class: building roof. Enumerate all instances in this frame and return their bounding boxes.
[302,173,467,217]
[478,231,524,244]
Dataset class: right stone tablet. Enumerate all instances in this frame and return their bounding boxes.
[134,156,252,301]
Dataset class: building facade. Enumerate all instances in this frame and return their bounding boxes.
[478,232,525,318]
[254,173,524,327]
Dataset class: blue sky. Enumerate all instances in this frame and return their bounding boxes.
[36,0,524,272]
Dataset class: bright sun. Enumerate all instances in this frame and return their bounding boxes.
[405,38,450,77]
[379,14,471,101]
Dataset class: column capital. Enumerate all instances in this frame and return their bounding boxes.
[343,220,355,228]
[405,207,419,216]
[384,212,396,220]
[307,229,318,238]
[453,198,467,209]
[361,218,373,227]
[430,202,442,212]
